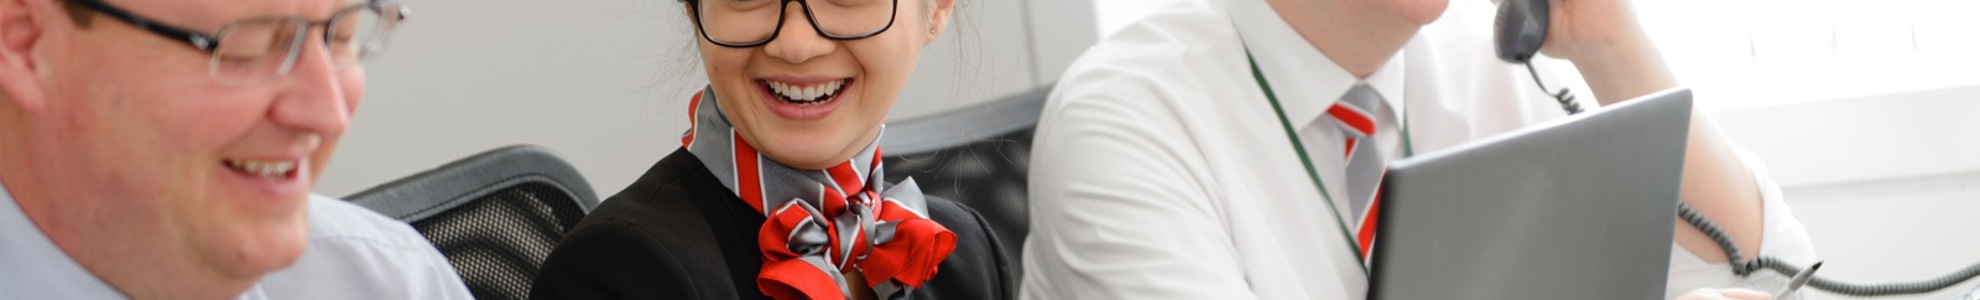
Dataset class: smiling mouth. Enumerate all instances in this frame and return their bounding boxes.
[761,79,850,105]
[223,159,299,181]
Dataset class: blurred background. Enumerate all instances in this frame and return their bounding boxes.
[323,0,1979,298]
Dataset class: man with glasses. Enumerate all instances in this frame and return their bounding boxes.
[0,0,470,298]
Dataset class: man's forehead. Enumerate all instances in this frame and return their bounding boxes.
[110,0,368,30]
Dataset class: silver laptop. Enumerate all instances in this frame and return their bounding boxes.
[1368,88,1693,300]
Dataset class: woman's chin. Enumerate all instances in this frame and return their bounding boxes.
[756,136,863,170]
[764,150,849,170]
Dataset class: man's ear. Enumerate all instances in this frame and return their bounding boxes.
[923,0,955,45]
[0,0,52,112]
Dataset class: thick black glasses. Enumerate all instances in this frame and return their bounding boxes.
[69,0,409,84]
[682,0,898,48]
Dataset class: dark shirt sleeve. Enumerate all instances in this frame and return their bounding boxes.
[918,199,1019,300]
[529,219,698,300]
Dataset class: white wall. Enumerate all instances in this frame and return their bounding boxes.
[318,0,1095,197]
[1711,85,1980,300]
[319,0,688,197]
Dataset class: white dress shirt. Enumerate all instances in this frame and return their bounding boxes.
[0,183,472,299]
[252,195,475,299]
[1019,0,1819,299]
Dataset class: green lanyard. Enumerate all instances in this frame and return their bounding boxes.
[1244,49,1414,273]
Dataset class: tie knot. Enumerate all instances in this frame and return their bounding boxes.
[1328,84,1381,137]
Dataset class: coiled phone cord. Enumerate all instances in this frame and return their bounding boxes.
[1678,201,1980,297]
[1524,63,1581,115]
[1527,63,1980,296]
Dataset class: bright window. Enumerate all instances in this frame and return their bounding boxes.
[1093,0,1980,110]
[1640,0,1980,110]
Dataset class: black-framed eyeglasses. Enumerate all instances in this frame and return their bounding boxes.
[680,0,898,48]
[68,0,409,84]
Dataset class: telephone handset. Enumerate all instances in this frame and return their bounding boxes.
[1493,0,1550,63]
[1491,1,1980,296]
[1493,0,1582,114]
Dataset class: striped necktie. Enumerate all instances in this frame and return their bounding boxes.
[1327,83,1387,265]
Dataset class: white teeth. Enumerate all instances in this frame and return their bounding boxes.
[225,159,297,180]
[766,79,845,103]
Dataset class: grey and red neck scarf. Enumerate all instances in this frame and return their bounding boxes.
[681,88,957,300]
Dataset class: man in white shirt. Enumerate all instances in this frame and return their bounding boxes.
[0,0,471,298]
[1022,0,1818,299]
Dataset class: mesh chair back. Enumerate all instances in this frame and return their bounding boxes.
[881,85,1049,266]
[346,145,599,300]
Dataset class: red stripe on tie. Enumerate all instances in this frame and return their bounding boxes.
[1343,138,1358,161]
[682,92,702,148]
[735,133,764,212]
[1328,103,1377,136]
[1356,191,1383,258]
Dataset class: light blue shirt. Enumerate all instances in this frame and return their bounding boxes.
[0,183,473,299]
[0,183,122,299]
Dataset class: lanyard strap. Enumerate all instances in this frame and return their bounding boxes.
[1243,48,1414,273]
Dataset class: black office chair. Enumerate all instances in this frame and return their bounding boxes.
[346,144,600,300]
[881,85,1050,266]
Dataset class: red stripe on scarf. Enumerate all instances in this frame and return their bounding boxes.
[682,91,702,148]
[735,133,765,212]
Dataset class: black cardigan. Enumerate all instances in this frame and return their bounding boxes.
[529,149,1016,300]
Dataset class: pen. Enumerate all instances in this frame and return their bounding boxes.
[1775,261,1824,298]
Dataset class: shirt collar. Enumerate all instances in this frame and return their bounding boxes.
[0,183,277,299]
[0,182,128,299]
[1229,0,1409,128]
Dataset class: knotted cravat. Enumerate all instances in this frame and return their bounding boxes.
[1328,83,1388,264]
[682,88,957,300]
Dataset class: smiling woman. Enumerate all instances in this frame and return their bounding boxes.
[527,0,1016,299]
[693,0,943,170]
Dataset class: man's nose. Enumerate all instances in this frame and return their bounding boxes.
[266,31,354,140]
